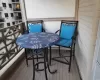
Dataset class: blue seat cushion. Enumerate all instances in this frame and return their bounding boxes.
[28,23,42,33]
[56,38,72,47]
[60,23,76,39]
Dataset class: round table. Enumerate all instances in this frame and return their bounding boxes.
[16,32,59,80]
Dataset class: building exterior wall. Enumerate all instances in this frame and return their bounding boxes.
[76,0,100,80]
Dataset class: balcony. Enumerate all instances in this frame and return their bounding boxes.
[0,23,80,80]
[1,0,100,79]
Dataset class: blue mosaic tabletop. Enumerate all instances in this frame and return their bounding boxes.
[16,32,59,49]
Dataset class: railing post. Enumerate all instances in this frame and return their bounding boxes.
[21,22,25,34]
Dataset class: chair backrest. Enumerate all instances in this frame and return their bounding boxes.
[60,20,78,40]
[27,20,44,33]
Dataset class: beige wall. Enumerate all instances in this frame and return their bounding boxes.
[22,0,77,34]
[24,0,76,18]
[76,0,100,80]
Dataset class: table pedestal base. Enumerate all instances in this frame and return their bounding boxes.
[32,48,57,80]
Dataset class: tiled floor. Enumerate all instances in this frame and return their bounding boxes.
[7,50,81,80]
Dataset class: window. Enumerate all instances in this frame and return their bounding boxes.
[7,23,10,26]
[9,4,12,8]
[12,22,15,25]
[5,13,9,18]
[2,3,6,7]
[11,13,14,17]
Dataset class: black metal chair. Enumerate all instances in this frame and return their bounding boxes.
[50,20,78,72]
[25,20,45,66]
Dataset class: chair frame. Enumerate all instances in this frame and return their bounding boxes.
[50,20,78,72]
[25,20,45,66]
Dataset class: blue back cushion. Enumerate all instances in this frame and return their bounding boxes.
[28,23,42,33]
[60,23,76,39]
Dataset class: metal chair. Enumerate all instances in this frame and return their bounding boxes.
[50,20,78,72]
[25,20,45,66]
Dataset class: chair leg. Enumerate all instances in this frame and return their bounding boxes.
[50,47,52,65]
[59,46,61,56]
[47,48,48,62]
[44,48,48,80]
[25,49,28,67]
[73,43,75,57]
[32,55,35,80]
[69,47,72,72]
[36,55,39,69]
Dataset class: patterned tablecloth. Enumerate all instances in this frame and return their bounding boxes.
[16,32,59,49]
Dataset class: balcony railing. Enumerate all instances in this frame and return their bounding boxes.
[0,22,25,70]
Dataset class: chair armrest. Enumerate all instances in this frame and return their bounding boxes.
[72,31,78,44]
[42,28,45,32]
[72,30,78,40]
[55,30,60,34]
[24,30,29,34]
[72,36,76,40]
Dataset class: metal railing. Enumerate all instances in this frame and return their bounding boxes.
[0,22,25,69]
